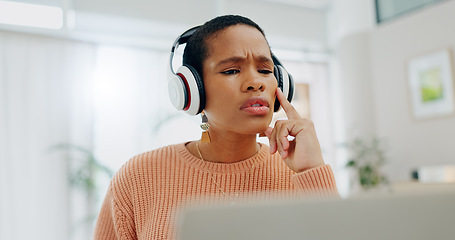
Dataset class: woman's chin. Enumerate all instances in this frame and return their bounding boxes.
[220,116,272,136]
[241,124,270,135]
[250,119,272,134]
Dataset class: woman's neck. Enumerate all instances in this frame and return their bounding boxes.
[188,129,260,163]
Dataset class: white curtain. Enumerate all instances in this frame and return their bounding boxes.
[0,30,96,240]
[93,45,201,179]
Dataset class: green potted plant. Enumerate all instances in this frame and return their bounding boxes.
[52,144,113,198]
[50,144,113,237]
[345,136,388,191]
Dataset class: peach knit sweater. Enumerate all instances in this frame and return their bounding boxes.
[94,143,337,240]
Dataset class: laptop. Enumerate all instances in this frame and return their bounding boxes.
[178,190,455,240]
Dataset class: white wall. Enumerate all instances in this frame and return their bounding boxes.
[326,0,377,196]
[370,0,455,181]
[332,0,455,182]
[329,31,377,196]
[326,0,375,49]
[334,32,377,138]
[223,0,327,51]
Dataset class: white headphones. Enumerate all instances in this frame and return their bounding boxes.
[168,26,294,115]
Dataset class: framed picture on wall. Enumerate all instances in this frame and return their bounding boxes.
[407,49,455,119]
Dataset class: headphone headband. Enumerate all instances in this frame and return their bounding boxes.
[170,26,200,75]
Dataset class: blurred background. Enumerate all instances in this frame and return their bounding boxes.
[1,0,455,239]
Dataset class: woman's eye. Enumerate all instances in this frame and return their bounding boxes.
[221,69,240,75]
[258,70,273,74]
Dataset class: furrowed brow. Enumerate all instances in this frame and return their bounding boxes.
[215,56,244,68]
[256,55,273,65]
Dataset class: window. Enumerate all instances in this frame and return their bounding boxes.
[375,0,447,23]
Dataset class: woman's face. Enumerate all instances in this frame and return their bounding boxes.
[202,24,277,135]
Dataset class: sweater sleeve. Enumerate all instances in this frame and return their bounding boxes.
[290,164,338,197]
[94,164,138,240]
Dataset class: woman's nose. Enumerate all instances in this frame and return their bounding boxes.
[247,83,263,91]
[242,69,265,92]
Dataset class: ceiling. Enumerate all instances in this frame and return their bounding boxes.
[69,0,332,26]
[1,0,334,52]
[264,0,332,9]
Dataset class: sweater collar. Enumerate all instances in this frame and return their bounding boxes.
[176,142,269,173]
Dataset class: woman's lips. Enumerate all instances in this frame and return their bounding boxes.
[240,97,270,115]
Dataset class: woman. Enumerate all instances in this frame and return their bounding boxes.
[94,15,337,240]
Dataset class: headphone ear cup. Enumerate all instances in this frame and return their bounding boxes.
[274,65,283,112]
[168,71,188,111]
[175,65,205,115]
[273,65,294,112]
[184,64,205,114]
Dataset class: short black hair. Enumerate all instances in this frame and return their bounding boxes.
[182,15,267,77]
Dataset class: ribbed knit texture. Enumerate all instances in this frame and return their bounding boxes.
[94,143,337,240]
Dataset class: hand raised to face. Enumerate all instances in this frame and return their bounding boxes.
[264,88,325,173]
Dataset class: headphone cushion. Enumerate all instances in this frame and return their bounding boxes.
[184,64,205,114]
